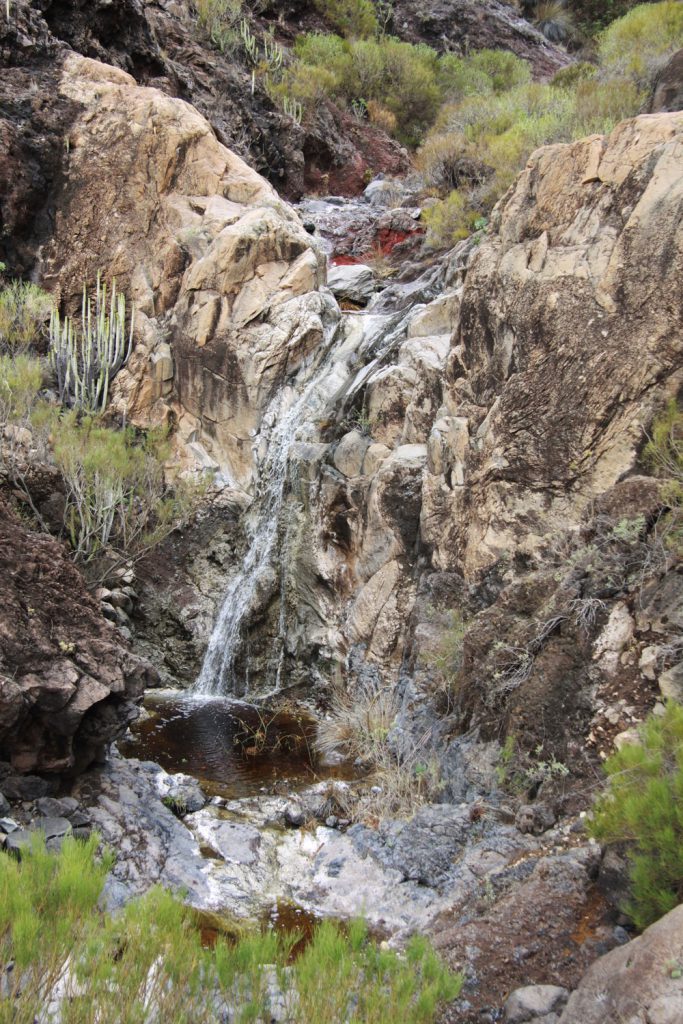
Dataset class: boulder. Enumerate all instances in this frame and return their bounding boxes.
[36,53,328,491]
[649,48,683,114]
[559,905,683,1023]
[327,264,376,305]
[505,985,569,1022]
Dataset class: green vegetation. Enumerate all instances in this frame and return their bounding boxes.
[49,274,134,412]
[0,278,197,581]
[42,411,196,567]
[599,0,683,82]
[194,0,244,53]
[0,352,43,427]
[0,281,53,354]
[274,33,445,145]
[418,1,683,248]
[0,835,462,1023]
[590,702,683,930]
[313,0,378,39]
[643,399,683,556]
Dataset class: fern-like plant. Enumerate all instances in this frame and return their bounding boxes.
[48,273,134,412]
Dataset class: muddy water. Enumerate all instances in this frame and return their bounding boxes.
[120,692,353,799]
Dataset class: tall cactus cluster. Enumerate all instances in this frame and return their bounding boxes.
[49,274,134,412]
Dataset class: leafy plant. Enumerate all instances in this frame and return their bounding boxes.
[49,273,134,412]
[590,701,683,930]
[313,0,378,39]
[42,411,198,571]
[599,1,683,84]
[0,281,53,354]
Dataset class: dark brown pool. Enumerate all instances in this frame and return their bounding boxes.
[119,692,350,799]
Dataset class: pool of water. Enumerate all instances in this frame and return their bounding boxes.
[119,692,352,799]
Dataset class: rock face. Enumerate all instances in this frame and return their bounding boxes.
[558,904,683,1024]
[37,52,331,491]
[237,112,683,729]
[0,501,155,775]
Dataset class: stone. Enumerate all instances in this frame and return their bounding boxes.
[1,775,50,800]
[514,803,556,836]
[5,830,35,857]
[504,985,569,1022]
[658,661,683,702]
[36,796,79,818]
[31,817,73,840]
[327,264,376,305]
[284,803,306,828]
[154,771,206,815]
[333,430,370,478]
[559,905,683,1024]
[0,818,19,834]
[0,793,9,816]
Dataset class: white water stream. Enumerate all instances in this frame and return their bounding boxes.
[194,196,449,698]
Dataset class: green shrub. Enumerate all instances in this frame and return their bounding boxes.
[0,836,462,1022]
[0,353,43,425]
[590,702,683,929]
[643,400,683,555]
[43,411,197,568]
[313,0,378,39]
[599,0,683,83]
[195,0,243,52]
[0,281,53,354]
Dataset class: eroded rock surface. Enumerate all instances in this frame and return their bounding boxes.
[0,501,155,775]
[558,904,683,1024]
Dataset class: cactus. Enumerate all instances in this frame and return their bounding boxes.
[49,273,134,412]
[283,95,303,125]
[240,18,258,64]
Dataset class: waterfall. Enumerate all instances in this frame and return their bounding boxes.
[193,302,412,697]
[194,198,453,698]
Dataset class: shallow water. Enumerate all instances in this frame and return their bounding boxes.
[119,692,351,799]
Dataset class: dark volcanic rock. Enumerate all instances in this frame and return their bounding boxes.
[390,0,572,78]
[0,499,156,775]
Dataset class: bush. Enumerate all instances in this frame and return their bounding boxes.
[0,281,53,354]
[0,353,43,427]
[43,411,197,569]
[590,701,683,930]
[288,33,445,145]
[195,0,243,53]
[0,836,462,1022]
[599,0,683,83]
[313,0,378,39]
[422,191,476,248]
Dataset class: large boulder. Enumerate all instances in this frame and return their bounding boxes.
[36,53,330,491]
[559,904,683,1024]
[0,501,155,775]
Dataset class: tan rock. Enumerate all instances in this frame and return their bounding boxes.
[559,905,683,1024]
[43,53,325,489]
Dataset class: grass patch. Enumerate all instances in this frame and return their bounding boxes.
[0,836,462,1022]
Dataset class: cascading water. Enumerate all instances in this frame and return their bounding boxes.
[194,308,412,697]
[194,194,454,698]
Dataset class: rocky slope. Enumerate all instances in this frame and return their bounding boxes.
[0,500,155,776]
